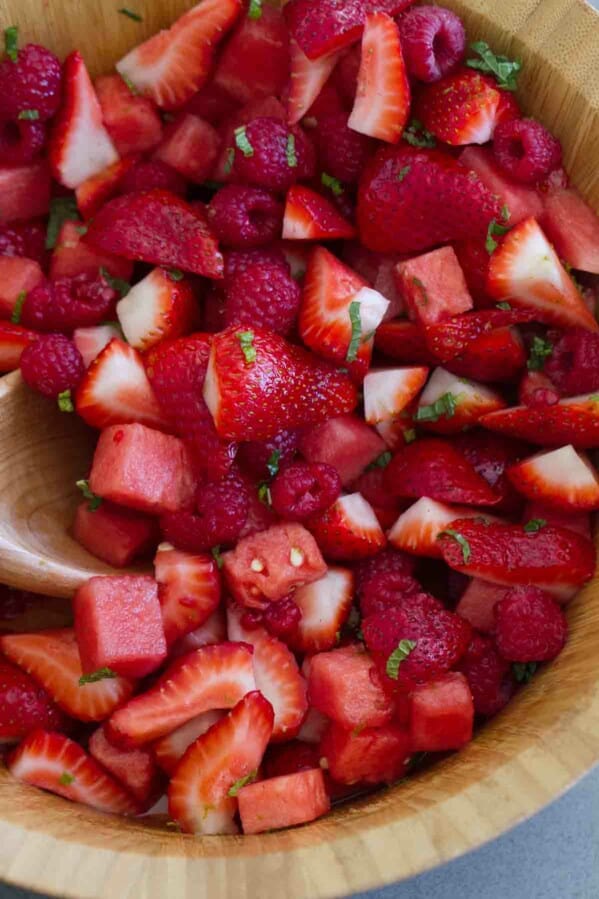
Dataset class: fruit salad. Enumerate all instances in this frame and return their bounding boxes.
[1,0,598,837]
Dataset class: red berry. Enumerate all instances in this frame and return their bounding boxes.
[224,261,301,336]
[314,111,375,185]
[262,595,303,638]
[20,333,85,398]
[207,185,283,249]
[21,273,118,333]
[270,461,341,521]
[161,472,250,552]
[332,46,361,108]
[354,548,417,599]
[359,571,421,618]
[0,44,62,122]
[237,429,301,480]
[458,633,515,716]
[223,246,289,285]
[398,5,466,83]
[230,117,316,192]
[519,371,560,408]
[0,219,47,265]
[493,118,562,185]
[452,238,491,306]
[544,327,599,396]
[0,118,46,165]
[494,586,568,662]
[119,159,187,197]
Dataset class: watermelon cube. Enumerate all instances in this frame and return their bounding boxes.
[73,324,123,368]
[88,724,164,806]
[74,574,167,678]
[222,522,327,608]
[319,721,412,785]
[0,161,51,223]
[154,114,221,184]
[460,146,544,226]
[456,578,507,633]
[89,424,196,515]
[0,257,44,318]
[95,74,163,157]
[238,768,330,835]
[395,246,473,326]
[308,645,394,729]
[299,414,386,486]
[72,501,159,568]
[540,188,599,274]
[409,672,474,751]
[50,221,133,281]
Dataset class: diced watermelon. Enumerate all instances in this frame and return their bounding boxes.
[298,414,386,486]
[308,644,394,729]
[0,162,52,223]
[50,221,134,282]
[88,724,164,806]
[460,146,543,225]
[456,578,507,633]
[238,768,330,834]
[395,246,473,326]
[72,501,159,568]
[0,257,44,318]
[73,324,122,368]
[540,187,599,274]
[319,720,412,785]
[95,74,163,156]
[154,114,221,184]
[409,672,474,751]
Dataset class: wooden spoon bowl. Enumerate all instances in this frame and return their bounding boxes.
[0,1,598,897]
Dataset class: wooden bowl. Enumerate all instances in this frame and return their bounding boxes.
[0,1,598,896]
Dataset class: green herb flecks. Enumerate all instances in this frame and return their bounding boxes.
[415,392,458,423]
[527,335,553,371]
[285,133,297,168]
[266,449,281,478]
[485,218,511,254]
[4,26,18,62]
[496,302,511,311]
[523,518,547,533]
[58,390,74,413]
[237,330,257,364]
[118,7,143,21]
[403,428,417,444]
[211,546,224,569]
[411,276,429,307]
[367,451,392,471]
[10,291,26,324]
[248,0,263,19]
[513,661,537,683]
[46,196,80,250]
[386,640,417,680]
[17,109,39,120]
[234,126,254,158]
[79,667,117,686]
[99,266,131,298]
[397,165,411,183]
[168,268,184,281]
[403,119,436,149]
[438,529,471,563]
[321,172,344,196]
[466,40,522,91]
[346,300,363,363]
[228,770,258,797]
[223,147,235,175]
[258,482,272,506]
[76,479,103,512]
[59,771,75,786]
[121,73,138,94]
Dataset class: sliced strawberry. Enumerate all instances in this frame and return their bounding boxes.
[88,725,163,806]
[227,603,308,741]
[171,608,227,658]
[423,308,534,363]
[374,404,418,449]
[75,156,138,220]
[238,768,330,834]
[387,497,503,557]
[307,493,387,561]
[0,658,69,743]
[446,326,527,384]
[540,187,599,275]
[75,339,168,430]
[73,324,122,368]
[168,690,273,834]
[437,518,596,600]
[153,709,224,775]
[283,185,356,241]
[456,579,508,633]
[453,430,530,516]
[0,629,135,722]
[460,146,543,226]
[375,319,436,365]
[154,544,221,646]
[8,730,139,815]
[0,321,37,373]
[0,162,51,223]
[154,114,221,184]
[348,12,409,143]
[0,257,44,319]
[116,0,243,110]
[288,567,354,654]
[95,74,163,157]
[415,367,506,434]
[487,217,598,332]
[287,40,341,126]
[116,268,198,351]
[50,51,119,189]
[416,70,504,146]
[363,366,429,425]
[481,394,599,448]
[523,501,592,540]
[50,221,133,282]
[106,642,256,747]
[203,325,358,440]
[507,445,599,511]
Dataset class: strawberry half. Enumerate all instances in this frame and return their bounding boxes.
[106,642,256,747]
[75,156,138,220]
[375,319,436,365]
[287,567,354,654]
[0,629,135,722]
[423,308,534,363]
[203,325,358,440]
[50,51,119,189]
[481,394,599,448]
[9,730,140,815]
[168,691,273,835]
[75,338,168,430]
[416,70,505,146]
[507,445,599,511]
[307,493,387,560]
[415,367,506,434]
[0,322,37,373]
[348,12,409,143]
[153,709,224,775]
[363,366,429,424]
[116,0,243,110]
[154,544,221,646]
[0,658,69,743]
[447,326,527,384]
[283,185,356,241]
[116,268,198,351]
[287,39,341,125]
[387,496,503,557]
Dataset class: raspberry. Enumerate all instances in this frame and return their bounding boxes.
[161,472,250,552]
[494,586,568,662]
[21,273,118,332]
[519,370,560,408]
[354,548,416,599]
[362,592,472,689]
[544,327,599,396]
[0,44,62,122]
[262,595,303,638]
[458,634,515,716]
[20,334,85,398]
[119,159,187,197]
[230,117,316,192]
[223,246,289,284]
[0,219,47,265]
[398,6,466,83]
[493,118,563,185]
[359,571,421,618]
[270,461,341,521]
[224,261,301,335]
[0,118,46,165]
[207,185,283,249]
[237,429,301,480]
[314,111,374,185]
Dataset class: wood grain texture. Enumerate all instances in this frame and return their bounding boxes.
[0,1,598,897]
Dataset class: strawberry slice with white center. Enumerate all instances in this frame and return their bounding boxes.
[374,401,418,449]
[415,367,506,434]
[364,366,429,425]
[387,497,503,558]
[0,629,135,722]
[50,52,119,190]
[116,268,198,352]
[227,603,308,742]
[487,217,598,332]
[154,544,221,646]
[507,445,599,511]
[168,691,274,835]
[0,322,37,373]
[287,39,341,126]
[171,608,227,658]
[153,709,224,775]
[75,338,168,430]
[282,185,356,241]
[8,730,140,815]
[348,12,410,143]
[307,493,387,561]
[481,393,599,449]
[287,567,354,654]
[116,0,243,110]
[73,324,122,369]
[106,642,256,748]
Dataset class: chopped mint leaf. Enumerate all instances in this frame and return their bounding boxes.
[415,392,457,423]
[4,26,18,62]
[223,147,235,175]
[121,73,138,94]
[367,451,392,471]
[99,266,130,298]
[118,7,143,21]
[10,291,26,324]
[211,545,224,569]
[234,126,254,158]
[346,300,362,363]
[386,639,417,680]
[266,449,281,478]
[397,165,411,182]
[248,0,263,18]
[411,276,429,307]
[18,109,39,121]
[46,196,80,250]
[438,529,471,563]
[512,661,537,683]
[168,268,184,281]
[75,224,88,236]
[76,479,103,512]
[403,119,436,149]
[236,329,257,364]
[59,771,75,786]
[485,218,511,254]
[227,770,257,797]
[524,518,547,533]
[466,40,522,91]
[258,482,272,506]
[404,428,417,444]
[496,301,511,311]
[79,667,117,685]
[501,204,510,222]
[321,172,344,196]
[285,133,297,168]
[527,335,553,371]
[58,390,74,413]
